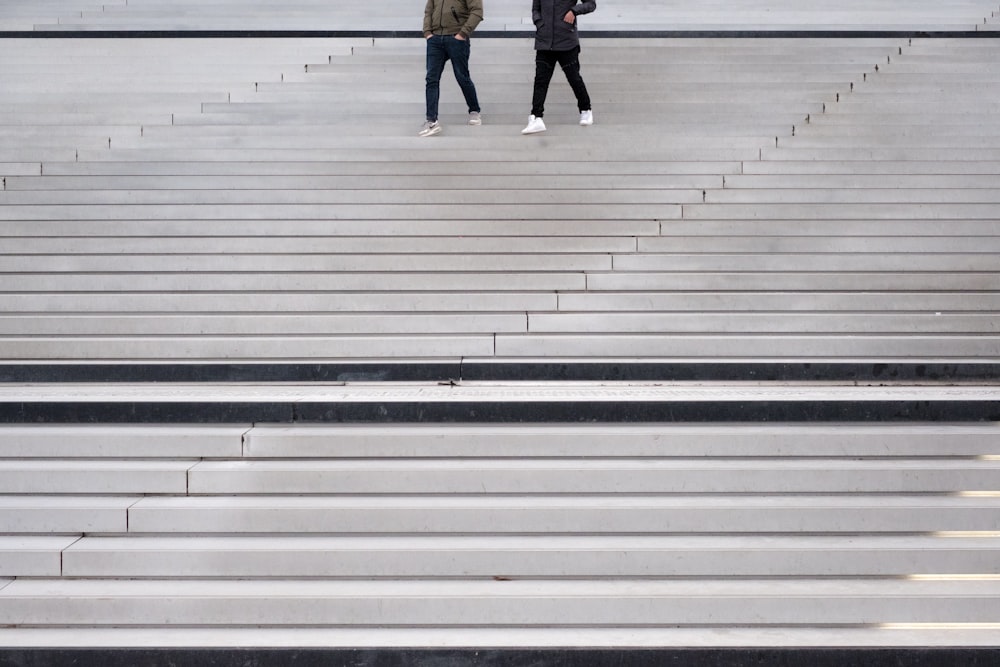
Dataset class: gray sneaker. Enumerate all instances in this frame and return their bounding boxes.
[418,120,442,137]
[468,111,482,126]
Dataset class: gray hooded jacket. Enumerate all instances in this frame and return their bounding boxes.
[532,0,596,51]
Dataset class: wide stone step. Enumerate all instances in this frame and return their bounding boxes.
[2,422,998,459]
[256,77,850,90]
[760,148,1000,161]
[186,458,1000,494]
[792,135,1000,147]
[723,174,1000,187]
[558,291,1000,312]
[0,537,78,577]
[808,110,1000,124]
[0,335,496,360]
[4,336,504,359]
[68,147,763,163]
[0,496,133,533]
[170,111,811,126]
[5,333,999,360]
[0,313,529,335]
[105,131,778,149]
[0,188,706,206]
[223,89,836,106]
[1,93,230,106]
[659,219,1000,235]
[0,163,37,177]
[5,291,994,317]
[492,333,1000,358]
[0,253,616,272]
[0,112,174,125]
[130,121,796,137]
[835,94,1000,107]
[2,312,995,336]
[0,236,639,253]
[610,254,999,272]
[0,202,683,221]
[58,534,1000,578]
[29,160,743,177]
[126,495,1000,534]
[704,189,1000,203]
[1,173,724,191]
[4,216,994,238]
[2,626,1000,649]
[191,103,824,121]
[741,159,1000,175]
[0,461,193,494]
[585,272,997,291]
[7,332,1000,360]
[0,69,303,83]
[0,218,662,236]
[526,313,998,334]
[796,125,1000,139]
[3,578,999,626]
[779,134,1000,149]
[4,235,997,254]
[309,56,895,69]
[0,126,141,140]
[19,268,997,294]
[0,272,586,291]
[0,292,559,313]
[7,253,998,273]
[0,424,246,458]
[683,203,1000,219]
[636,236,1000,252]
[242,423,1000,458]
[11,381,993,412]
[0,38,351,62]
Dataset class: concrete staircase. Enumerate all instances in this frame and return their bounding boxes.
[2,36,999,364]
[12,0,1000,32]
[2,0,1000,661]
[2,421,1000,651]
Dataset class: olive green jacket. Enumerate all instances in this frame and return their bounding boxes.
[424,0,484,38]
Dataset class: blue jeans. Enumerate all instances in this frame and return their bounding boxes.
[425,34,480,122]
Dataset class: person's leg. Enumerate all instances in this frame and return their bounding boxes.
[424,35,449,122]
[446,36,480,114]
[556,46,591,113]
[531,50,559,118]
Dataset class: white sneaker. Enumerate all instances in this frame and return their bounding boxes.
[579,110,593,126]
[468,111,482,126]
[418,120,441,137]
[521,115,546,134]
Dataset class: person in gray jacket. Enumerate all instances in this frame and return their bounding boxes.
[521,0,596,134]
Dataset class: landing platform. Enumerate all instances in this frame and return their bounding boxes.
[2,381,998,422]
[6,0,1000,33]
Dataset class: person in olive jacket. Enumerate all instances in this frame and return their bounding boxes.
[521,0,596,134]
[420,0,485,137]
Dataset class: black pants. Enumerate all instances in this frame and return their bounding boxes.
[531,46,591,118]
